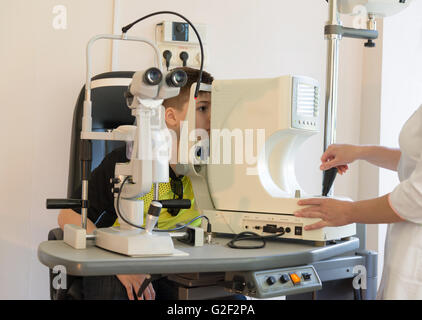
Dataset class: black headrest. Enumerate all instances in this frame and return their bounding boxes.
[67,71,135,198]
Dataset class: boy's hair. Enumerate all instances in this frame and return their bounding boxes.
[163,67,214,110]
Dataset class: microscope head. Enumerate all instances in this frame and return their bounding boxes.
[125,68,188,108]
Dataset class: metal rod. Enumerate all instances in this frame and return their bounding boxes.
[154,183,159,201]
[328,0,339,25]
[81,180,88,230]
[324,38,340,150]
[324,0,341,151]
[85,34,163,102]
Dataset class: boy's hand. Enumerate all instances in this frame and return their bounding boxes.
[116,274,156,300]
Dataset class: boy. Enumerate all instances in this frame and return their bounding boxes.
[58,67,213,300]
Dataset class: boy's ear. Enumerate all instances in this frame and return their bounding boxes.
[165,107,177,128]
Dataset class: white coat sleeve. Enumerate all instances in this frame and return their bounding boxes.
[389,153,422,224]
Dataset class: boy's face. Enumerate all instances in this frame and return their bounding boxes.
[165,90,212,139]
[194,91,211,136]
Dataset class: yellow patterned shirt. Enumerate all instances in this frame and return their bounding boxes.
[113,176,201,230]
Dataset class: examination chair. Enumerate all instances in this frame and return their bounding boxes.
[48,71,135,300]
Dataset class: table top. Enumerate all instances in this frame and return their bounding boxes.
[38,235,359,276]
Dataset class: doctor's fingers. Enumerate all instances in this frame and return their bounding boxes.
[337,165,349,174]
[321,145,340,162]
[294,210,325,219]
[320,158,344,171]
[297,198,325,206]
[304,220,330,231]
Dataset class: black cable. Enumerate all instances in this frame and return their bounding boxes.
[115,177,209,232]
[121,11,204,99]
[116,176,144,229]
[227,230,285,249]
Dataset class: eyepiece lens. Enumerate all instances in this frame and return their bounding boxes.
[167,70,188,87]
[144,68,162,85]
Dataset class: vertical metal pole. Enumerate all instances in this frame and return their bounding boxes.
[324,0,341,151]
[322,0,342,197]
[81,181,88,229]
[154,183,159,201]
[80,139,92,230]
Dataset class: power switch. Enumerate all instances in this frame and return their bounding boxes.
[289,273,301,286]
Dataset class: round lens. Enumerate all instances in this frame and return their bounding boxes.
[149,70,160,82]
[174,71,184,83]
[144,68,162,85]
[167,70,187,87]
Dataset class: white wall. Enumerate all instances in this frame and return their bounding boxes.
[380,2,422,188]
[0,0,364,299]
[0,0,114,299]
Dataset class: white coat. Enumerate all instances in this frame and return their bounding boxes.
[377,104,422,299]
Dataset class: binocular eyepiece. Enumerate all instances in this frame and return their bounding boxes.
[143,67,163,86]
[143,68,188,88]
[166,69,188,88]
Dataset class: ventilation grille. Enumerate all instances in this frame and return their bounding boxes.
[296,83,319,117]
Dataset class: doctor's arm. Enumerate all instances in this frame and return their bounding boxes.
[321,144,401,172]
[297,153,422,230]
[294,195,404,231]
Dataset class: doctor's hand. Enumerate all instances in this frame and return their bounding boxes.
[321,144,362,175]
[294,198,354,231]
[116,274,156,300]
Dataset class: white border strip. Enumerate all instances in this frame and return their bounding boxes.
[91,78,131,89]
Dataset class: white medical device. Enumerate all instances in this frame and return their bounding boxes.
[181,76,356,242]
[45,12,207,257]
[45,12,206,258]
[179,0,415,243]
[94,67,186,257]
[337,0,413,17]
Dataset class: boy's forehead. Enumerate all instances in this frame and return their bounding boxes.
[197,91,211,102]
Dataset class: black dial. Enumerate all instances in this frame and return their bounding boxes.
[280,274,290,284]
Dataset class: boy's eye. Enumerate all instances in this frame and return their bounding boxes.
[197,106,208,112]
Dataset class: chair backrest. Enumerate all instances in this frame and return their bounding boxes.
[67,71,135,198]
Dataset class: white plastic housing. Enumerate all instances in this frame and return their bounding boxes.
[95,228,175,257]
[64,224,86,249]
[338,0,413,17]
